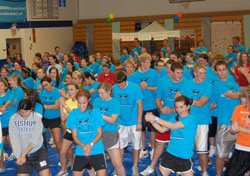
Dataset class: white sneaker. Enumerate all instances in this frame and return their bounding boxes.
[148,143,151,148]
[202,172,209,176]
[150,149,154,160]
[209,145,216,157]
[132,166,139,176]
[7,153,16,161]
[55,170,68,176]
[112,170,117,176]
[140,166,155,176]
[139,149,149,159]
[49,137,54,145]
[196,165,202,171]
[208,159,213,166]
[228,152,233,159]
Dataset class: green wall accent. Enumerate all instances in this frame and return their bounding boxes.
[112,22,120,60]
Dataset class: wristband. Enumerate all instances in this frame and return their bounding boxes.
[64,105,68,109]
[90,142,94,146]
[155,117,159,123]
[137,122,142,124]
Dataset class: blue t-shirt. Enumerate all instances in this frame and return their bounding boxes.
[194,47,208,59]
[113,82,143,126]
[34,102,44,116]
[160,66,192,80]
[11,86,24,112]
[93,98,120,132]
[248,47,250,55]
[84,81,100,104]
[233,44,245,53]
[225,53,237,70]
[23,77,34,89]
[180,80,212,125]
[89,63,99,75]
[0,90,14,128]
[64,62,79,70]
[33,79,41,91]
[167,114,198,159]
[80,67,92,74]
[131,69,158,111]
[156,78,186,121]
[39,87,61,119]
[131,47,142,57]
[52,80,65,90]
[66,108,104,156]
[11,71,22,78]
[121,54,131,66]
[213,80,241,125]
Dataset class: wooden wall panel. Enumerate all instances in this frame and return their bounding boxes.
[120,21,136,55]
[73,24,87,43]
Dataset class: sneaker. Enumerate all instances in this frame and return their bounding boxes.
[51,144,56,148]
[0,168,5,174]
[112,170,117,176]
[132,166,139,176]
[66,162,73,170]
[202,172,209,176]
[55,170,68,176]
[208,159,213,166]
[150,149,154,160]
[58,162,61,166]
[196,165,202,171]
[7,153,16,161]
[209,145,216,157]
[228,152,233,159]
[139,149,149,159]
[140,166,155,176]
[49,137,54,145]
[148,143,151,148]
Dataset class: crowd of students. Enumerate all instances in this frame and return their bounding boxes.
[0,37,249,176]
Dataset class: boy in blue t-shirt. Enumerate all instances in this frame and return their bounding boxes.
[225,45,237,70]
[130,53,159,160]
[190,39,208,59]
[179,63,212,176]
[131,40,142,57]
[232,36,245,53]
[212,61,241,176]
[113,71,143,175]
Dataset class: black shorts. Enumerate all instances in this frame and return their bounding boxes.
[16,146,50,174]
[73,154,106,172]
[63,131,73,141]
[42,132,48,150]
[208,116,217,138]
[2,127,8,137]
[42,117,61,129]
[142,109,158,132]
[160,152,193,174]
[225,149,250,176]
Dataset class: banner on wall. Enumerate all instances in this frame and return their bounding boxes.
[0,0,27,22]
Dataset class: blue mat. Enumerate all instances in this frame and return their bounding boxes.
[2,131,220,176]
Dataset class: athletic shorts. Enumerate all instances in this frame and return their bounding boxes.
[2,127,8,137]
[16,146,50,174]
[102,132,119,151]
[195,125,209,154]
[160,152,193,175]
[42,117,61,129]
[107,140,120,151]
[156,131,170,143]
[215,125,237,158]
[42,132,47,150]
[119,124,142,150]
[142,109,158,132]
[225,149,250,176]
[63,130,73,141]
[208,116,217,138]
[73,154,106,172]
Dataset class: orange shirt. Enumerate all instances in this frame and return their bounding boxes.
[231,105,250,147]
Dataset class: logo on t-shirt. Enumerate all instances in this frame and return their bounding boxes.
[118,94,131,107]
[171,128,184,140]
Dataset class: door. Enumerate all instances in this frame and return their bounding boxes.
[6,38,22,58]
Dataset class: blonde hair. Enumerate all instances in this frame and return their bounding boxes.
[139,53,152,63]
[193,63,207,73]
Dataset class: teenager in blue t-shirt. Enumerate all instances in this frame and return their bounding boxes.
[145,95,198,176]
[94,81,126,176]
[179,63,212,175]
[232,36,245,53]
[131,40,142,57]
[130,53,159,160]
[0,78,15,165]
[113,71,143,175]
[66,89,106,175]
[39,76,61,155]
[225,45,237,70]
[80,58,92,74]
[83,72,100,104]
[141,62,186,175]
[21,67,36,89]
[191,39,208,59]
[88,55,99,76]
[33,68,46,92]
[120,47,132,66]
[212,61,241,176]
[8,74,25,112]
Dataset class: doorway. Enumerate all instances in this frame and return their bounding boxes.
[6,38,22,58]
